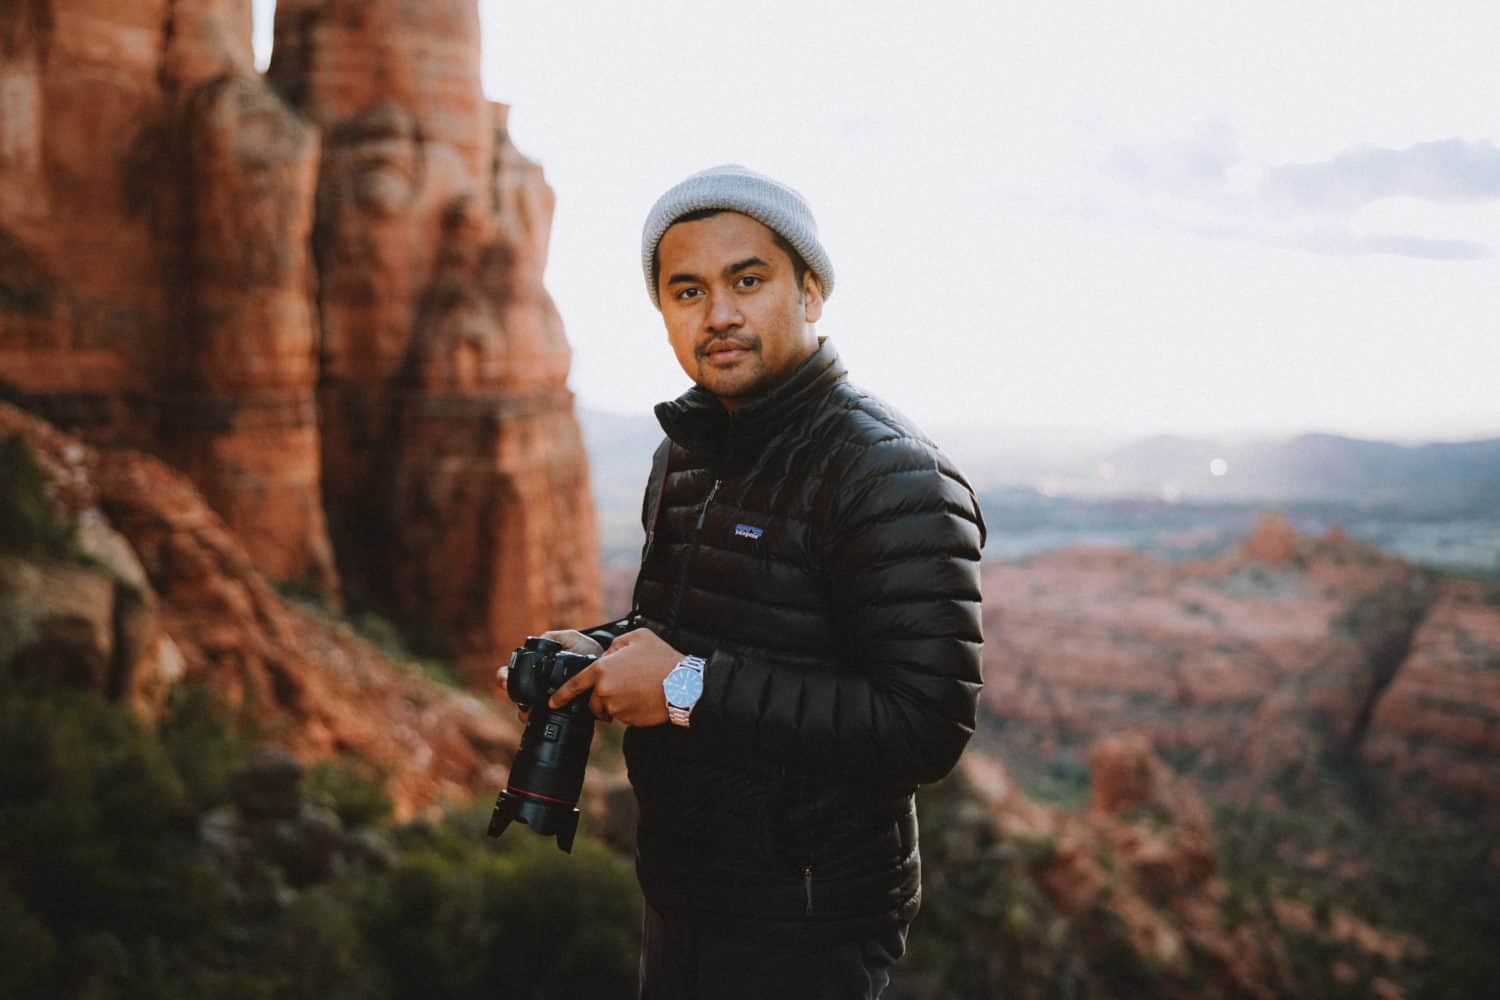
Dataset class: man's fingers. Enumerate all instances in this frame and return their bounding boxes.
[549,662,599,708]
[541,628,605,656]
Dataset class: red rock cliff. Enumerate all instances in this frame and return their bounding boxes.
[0,0,599,679]
[0,0,333,591]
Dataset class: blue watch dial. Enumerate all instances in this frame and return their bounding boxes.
[664,666,704,708]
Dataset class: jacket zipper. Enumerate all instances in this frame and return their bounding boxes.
[802,865,815,917]
[696,479,721,532]
[665,477,721,632]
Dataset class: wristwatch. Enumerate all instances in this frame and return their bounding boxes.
[662,655,706,727]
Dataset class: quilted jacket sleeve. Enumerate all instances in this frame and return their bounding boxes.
[690,435,986,786]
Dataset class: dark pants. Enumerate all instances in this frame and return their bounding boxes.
[638,904,907,1000]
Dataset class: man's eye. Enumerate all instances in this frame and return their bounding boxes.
[736,276,761,289]
[676,287,703,300]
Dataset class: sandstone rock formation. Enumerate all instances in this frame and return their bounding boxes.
[0,0,334,593]
[264,0,597,680]
[0,0,598,678]
[1361,573,1500,826]
[980,511,1500,827]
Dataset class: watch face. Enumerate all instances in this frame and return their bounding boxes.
[664,666,704,708]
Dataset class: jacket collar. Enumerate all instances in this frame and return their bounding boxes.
[654,338,847,469]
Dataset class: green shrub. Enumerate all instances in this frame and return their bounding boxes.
[307,758,394,828]
[157,681,247,812]
[354,829,641,1000]
[0,888,57,998]
[346,608,460,687]
[0,682,238,997]
[0,433,79,560]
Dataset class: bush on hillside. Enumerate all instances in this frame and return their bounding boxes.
[307,758,394,829]
[0,665,642,999]
[1215,801,1500,1000]
[898,772,1090,999]
[0,677,235,998]
[0,433,79,560]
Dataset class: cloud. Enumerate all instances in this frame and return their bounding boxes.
[1286,228,1491,261]
[1097,128,1499,260]
[1261,139,1500,214]
[1083,204,1493,263]
[1105,119,1238,196]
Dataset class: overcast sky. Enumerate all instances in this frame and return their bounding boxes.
[254,1,1500,441]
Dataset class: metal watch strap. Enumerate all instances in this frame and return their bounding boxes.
[666,655,706,727]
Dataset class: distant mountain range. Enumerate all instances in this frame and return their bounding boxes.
[578,407,1500,569]
[946,429,1500,515]
[583,407,1500,510]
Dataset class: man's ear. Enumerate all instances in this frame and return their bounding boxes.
[802,273,824,324]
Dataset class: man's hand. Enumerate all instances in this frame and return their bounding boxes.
[547,628,684,727]
[495,629,605,721]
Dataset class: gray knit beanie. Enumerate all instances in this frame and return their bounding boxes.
[641,164,835,308]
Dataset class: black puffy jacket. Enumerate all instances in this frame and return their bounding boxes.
[621,338,985,943]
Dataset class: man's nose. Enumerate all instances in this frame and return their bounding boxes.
[705,290,742,332]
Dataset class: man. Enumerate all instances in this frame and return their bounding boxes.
[524,164,985,999]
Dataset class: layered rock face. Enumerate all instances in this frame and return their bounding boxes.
[1361,574,1500,824]
[0,0,334,592]
[981,512,1500,826]
[0,0,598,675]
[267,1,595,677]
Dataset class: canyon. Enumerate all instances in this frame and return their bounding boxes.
[3,2,1497,996]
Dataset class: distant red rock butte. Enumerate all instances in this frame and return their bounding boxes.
[981,512,1500,828]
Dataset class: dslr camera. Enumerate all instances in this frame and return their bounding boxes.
[488,627,620,853]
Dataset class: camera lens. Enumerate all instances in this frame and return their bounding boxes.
[489,639,599,853]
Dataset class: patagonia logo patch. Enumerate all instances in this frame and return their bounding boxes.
[734,523,764,541]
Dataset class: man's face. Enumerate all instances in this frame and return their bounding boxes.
[656,212,824,411]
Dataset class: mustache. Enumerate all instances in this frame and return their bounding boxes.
[696,336,759,359]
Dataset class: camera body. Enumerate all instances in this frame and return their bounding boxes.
[487,635,603,853]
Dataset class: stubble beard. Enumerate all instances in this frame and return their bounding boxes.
[695,334,766,403]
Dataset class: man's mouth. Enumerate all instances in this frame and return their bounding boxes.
[700,339,756,364]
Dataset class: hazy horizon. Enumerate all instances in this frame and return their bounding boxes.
[577,399,1500,449]
[252,1,1500,442]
